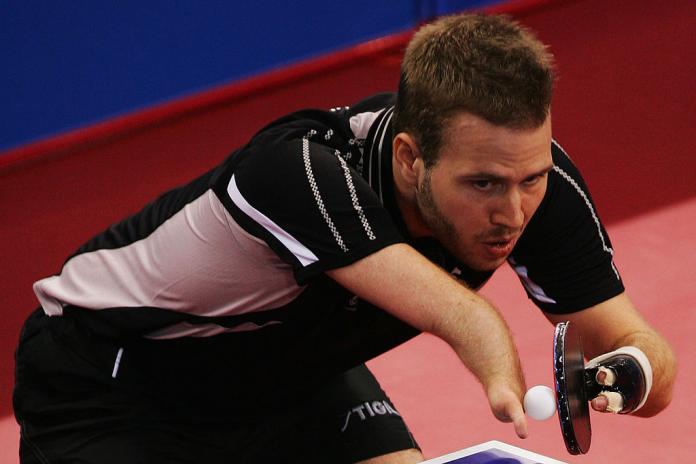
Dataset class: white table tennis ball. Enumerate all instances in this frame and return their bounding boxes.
[523,385,556,421]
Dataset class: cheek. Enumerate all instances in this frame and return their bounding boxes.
[440,191,473,216]
[448,198,490,233]
[523,186,547,218]
[432,177,491,231]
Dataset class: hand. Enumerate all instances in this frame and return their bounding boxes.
[486,380,528,439]
[585,346,653,414]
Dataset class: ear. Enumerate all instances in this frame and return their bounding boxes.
[393,132,424,187]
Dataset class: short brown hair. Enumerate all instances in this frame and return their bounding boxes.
[394,14,555,167]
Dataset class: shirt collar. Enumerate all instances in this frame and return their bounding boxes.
[362,106,411,238]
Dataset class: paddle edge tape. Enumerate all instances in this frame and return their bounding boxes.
[553,321,591,455]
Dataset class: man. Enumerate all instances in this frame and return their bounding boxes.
[14,13,675,464]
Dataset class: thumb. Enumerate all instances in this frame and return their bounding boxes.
[591,395,609,412]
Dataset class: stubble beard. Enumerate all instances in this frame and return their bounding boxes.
[415,168,507,272]
[415,168,460,256]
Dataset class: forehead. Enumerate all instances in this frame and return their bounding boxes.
[438,112,553,175]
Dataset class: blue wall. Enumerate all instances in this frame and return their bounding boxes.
[1,0,501,153]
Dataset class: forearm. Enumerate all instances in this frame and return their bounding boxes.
[612,329,677,416]
[426,275,528,434]
[329,244,529,437]
[328,244,524,392]
[428,284,525,395]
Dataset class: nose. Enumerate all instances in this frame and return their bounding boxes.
[491,189,525,230]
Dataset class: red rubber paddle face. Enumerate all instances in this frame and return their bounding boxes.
[553,322,591,455]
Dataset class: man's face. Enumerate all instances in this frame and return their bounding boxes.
[415,113,553,271]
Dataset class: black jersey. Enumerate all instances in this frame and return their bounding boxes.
[32,93,623,386]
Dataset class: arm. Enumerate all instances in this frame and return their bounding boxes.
[327,243,529,438]
[544,292,677,416]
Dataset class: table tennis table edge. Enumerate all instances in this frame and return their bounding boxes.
[420,440,568,464]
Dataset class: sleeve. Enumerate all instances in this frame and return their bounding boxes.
[221,134,405,284]
[508,140,625,314]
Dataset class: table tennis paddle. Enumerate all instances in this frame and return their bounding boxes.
[553,321,591,455]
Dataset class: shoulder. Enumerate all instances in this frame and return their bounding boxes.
[549,140,589,193]
[217,130,403,283]
[510,139,623,313]
[235,130,351,190]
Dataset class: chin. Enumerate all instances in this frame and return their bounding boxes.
[449,242,509,272]
[467,256,509,272]
[471,263,502,272]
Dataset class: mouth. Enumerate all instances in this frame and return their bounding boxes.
[481,237,517,259]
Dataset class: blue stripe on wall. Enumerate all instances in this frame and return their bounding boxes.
[1,0,502,153]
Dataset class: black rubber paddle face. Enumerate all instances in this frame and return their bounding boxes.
[553,322,592,455]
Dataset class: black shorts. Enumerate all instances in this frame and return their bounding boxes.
[14,309,419,463]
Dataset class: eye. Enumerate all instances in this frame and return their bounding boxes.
[471,179,494,191]
[523,173,546,186]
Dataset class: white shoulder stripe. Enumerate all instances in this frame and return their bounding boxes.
[367,106,394,187]
[376,108,395,202]
[552,139,572,159]
[227,175,319,266]
[553,165,621,280]
[377,108,394,155]
[335,151,376,240]
[509,258,557,304]
[302,137,349,252]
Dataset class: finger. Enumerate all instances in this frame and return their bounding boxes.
[510,405,529,439]
[596,369,607,384]
[591,395,608,412]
